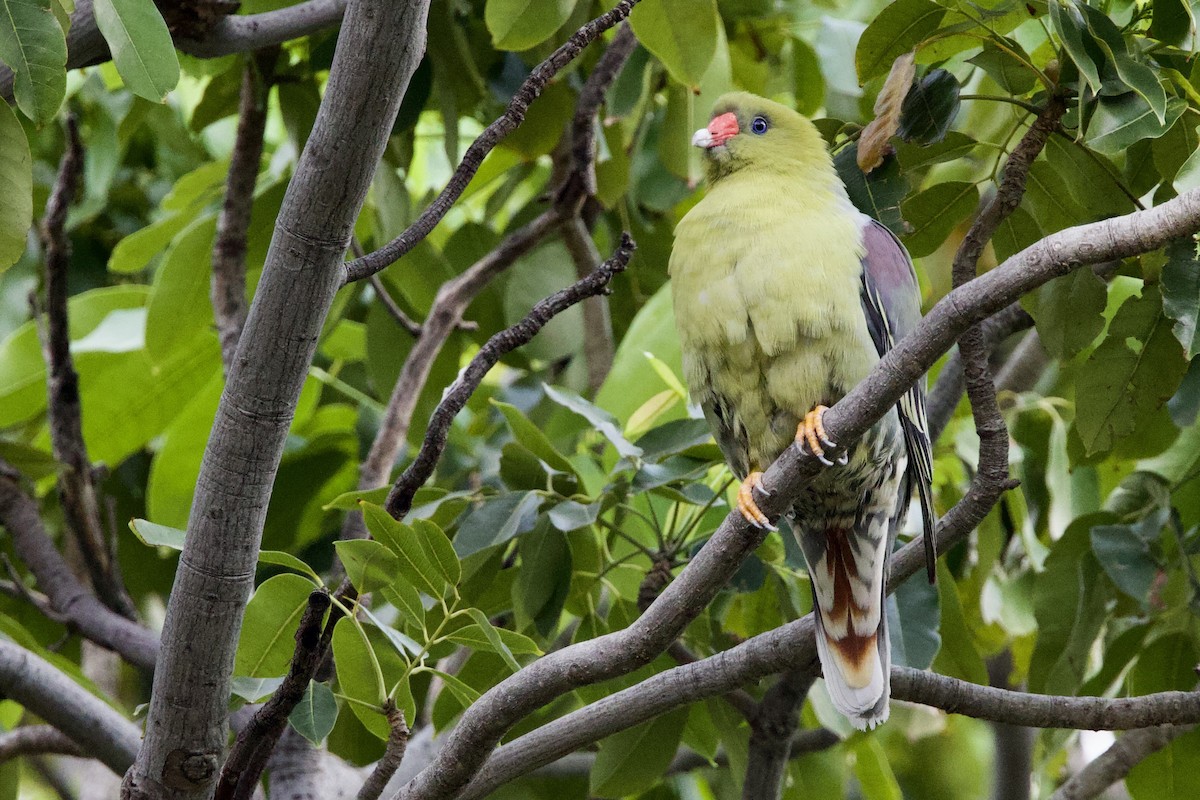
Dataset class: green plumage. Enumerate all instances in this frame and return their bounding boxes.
[670,93,931,730]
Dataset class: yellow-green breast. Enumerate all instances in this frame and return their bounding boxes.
[669,169,878,472]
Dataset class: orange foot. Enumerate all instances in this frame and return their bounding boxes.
[737,471,777,531]
[795,405,847,466]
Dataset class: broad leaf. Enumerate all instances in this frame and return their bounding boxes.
[968,40,1036,95]
[334,539,401,595]
[629,0,719,88]
[93,0,180,102]
[897,68,960,145]
[288,680,338,745]
[0,101,32,271]
[590,706,689,798]
[1075,286,1189,455]
[1021,268,1108,360]
[484,0,577,51]
[359,502,445,598]
[1162,237,1200,358]
[900,181,977,257]
[453,491,542,557]
[855,0,945,82]
[235,574,320,678]
[0,0,67,123]
[129,518,185,549]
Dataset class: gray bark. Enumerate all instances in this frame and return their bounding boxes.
[0,640,141,775]
[121,1,431,797]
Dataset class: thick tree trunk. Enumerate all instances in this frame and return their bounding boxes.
[121,1,431,797]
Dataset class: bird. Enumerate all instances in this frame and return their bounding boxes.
[669,92,935,730]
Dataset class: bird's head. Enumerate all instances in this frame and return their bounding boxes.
[692,92,829,183]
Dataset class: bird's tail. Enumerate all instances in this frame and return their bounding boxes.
[808,526,891,730]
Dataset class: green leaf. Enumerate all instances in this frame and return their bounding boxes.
[428,668,481,706]
[1049,0,1102,92]
[1162,237,1200,358]
[1074,286,1189,455]
[900,181,978,258]
[128,518,185,549]
[0,286,149,427]
[930,562,987,684]
[145,216,216,362]
[258,550,324,584]
[590,706,689,798]
[1128,728,1200,800]
[93,0,180,102]
[514,521,571,636]
[323,485,390,511]
[894,130,977,171]
[834,143,909,234]
[1079,3,1168,124]
[288,680,338,745]
[547,498,599,531]
[897,68,960,145]
[629,0,719,87]
[484,0,577,51]
[381,580,425,629]
[594,284,684,426]
[0,0,67,123]
[0,101,32,272]
[855,0,945,82]
[492,400,577,475]
[853,736,903,800]
[235,574,319,678]
[411,518,460,588]
[1151,0,1195,47]
[1087,95,1186,156]
[1090,522,1159,605]
[543,384,642,459]
[452,491,541,557]
[1028,514,1111,694]
[1020,267,1108,360]
[967,40,1036,95]
[331,617,402,740]
[888,563,940,670]
[230,676,284,703]
[449,612,520,672]
[334,539,400,595]
[792,35,824,117]
[359,502,444,598]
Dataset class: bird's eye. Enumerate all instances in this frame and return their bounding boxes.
[750,116,769,135]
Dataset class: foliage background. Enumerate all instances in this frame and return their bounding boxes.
[2,0,1200,798]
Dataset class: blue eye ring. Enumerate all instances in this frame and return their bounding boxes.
[750,116,769,135]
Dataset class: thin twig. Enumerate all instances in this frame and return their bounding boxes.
[342,0,644,284]
[940,94,1067,567]
[357,701,410,800]
[212,48,278,372]
[385,234,635,519]
[0,463,159,670]
[215,589,332,800]
[38,116,137,620]
[1048,725,1194,800]
[0,725,84,762]
[561,216,615,395]
[369,274,424,337]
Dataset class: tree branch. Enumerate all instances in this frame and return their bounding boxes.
[434,186,1200,800]
[0,464,159,670]
[38,115,136,619]
[342,1,644,284]
[0,639,141,776]
[1049,725,1194,800]
[0,1,348,103]
[561,216,615,395]
[385,233,635,519]
[891,668,1200,729]
[216,590,332,800]
[357,702,409,800]
[212,48,278,373]
[742,665,821,800]
[123,1,432,796]
[0,725,84,762]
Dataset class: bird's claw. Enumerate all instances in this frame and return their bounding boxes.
[737,471,777,531]
[795,405,842,467]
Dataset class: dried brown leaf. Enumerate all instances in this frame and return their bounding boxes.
[858,51,916,174]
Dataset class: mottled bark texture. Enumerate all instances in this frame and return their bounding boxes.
[121,1,431,797]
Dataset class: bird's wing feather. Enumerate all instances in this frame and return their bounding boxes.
[858,220,937,582]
